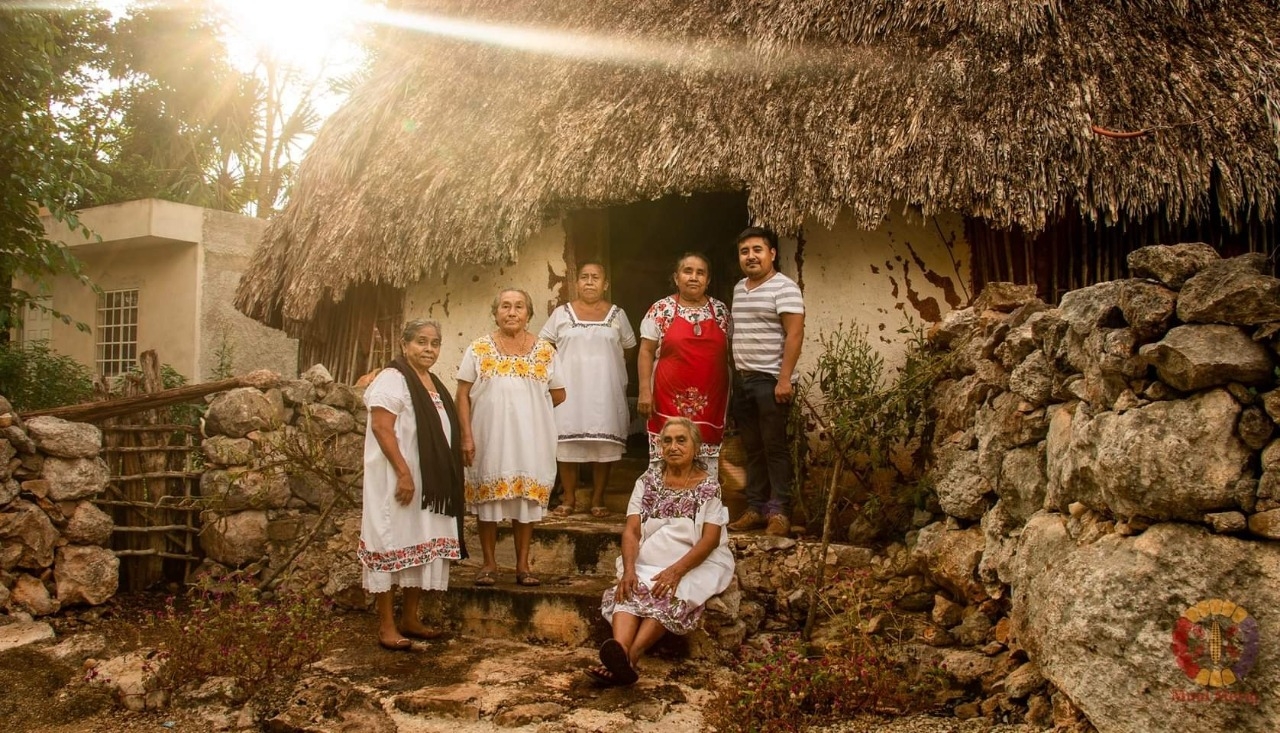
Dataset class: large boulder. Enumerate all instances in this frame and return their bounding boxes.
[205,388,280,438]
[1008,515,1280,733]
[297,403,356,438]
[1047,389,1252,521]
[1117,279,1178,341]
[1138,325,1273,392]
[40,456,109,501]
[997,445,1048,524]
[64,501,114,546]
[933,449,991,521]
[1008,350,1055,406]
[9,573,57,615]
[23,416,101,458]
[0,500,60,568]
[1125,243,1220,289]
[1177,253,1280,325]
[911,522,985,603]
[200,511,269,566]
[200,468,291,511]
[54,545,119,606]
[974,282,1039,313]
[201,436,255,467]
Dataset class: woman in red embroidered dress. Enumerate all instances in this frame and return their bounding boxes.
[637,252,731,471]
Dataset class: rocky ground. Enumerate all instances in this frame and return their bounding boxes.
[0,592,1037,733]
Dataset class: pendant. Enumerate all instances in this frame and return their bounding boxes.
[693,322,702,337]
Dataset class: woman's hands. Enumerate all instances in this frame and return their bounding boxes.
[461,435,476,466]
[649,565,685,599]
[615,569,639,603]
[636,388,653,418]
[394,473,415,506]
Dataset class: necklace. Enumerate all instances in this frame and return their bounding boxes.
[663,470,703,489]
[493,331,530,355]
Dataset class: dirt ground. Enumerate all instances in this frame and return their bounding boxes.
[1,592,1035,733]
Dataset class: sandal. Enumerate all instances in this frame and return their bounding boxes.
[585,665,625,687]
[378,637,413,652]
[474,570,497,587]
[400,627,444,641]
[590,506,610,518]
[553,504,576,517]
[598,639,638,685]
[516,572,541,587]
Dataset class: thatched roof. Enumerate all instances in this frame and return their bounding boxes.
[237,0,1280,332]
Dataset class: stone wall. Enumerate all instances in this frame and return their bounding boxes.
[0,401,118,617]
[925,244,1280,733]
[196,364,364,586]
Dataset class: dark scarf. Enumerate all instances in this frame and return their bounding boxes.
[388,357,468,560]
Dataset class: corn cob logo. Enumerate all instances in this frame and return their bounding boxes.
[1171,599,1259,687]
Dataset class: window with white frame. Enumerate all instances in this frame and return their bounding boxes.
[96,289,138,377]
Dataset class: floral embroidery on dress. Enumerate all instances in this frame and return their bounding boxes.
[357,537,461,573]
[672,387,708,418]
[636,468,719,523]
[644,296,730,339]
[471,337,556,382]
[601,583,704,635]
[466,474,553,507]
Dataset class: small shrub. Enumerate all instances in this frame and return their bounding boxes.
[145,572,338,699]
[707,569,946,732]
[0,339,94,411]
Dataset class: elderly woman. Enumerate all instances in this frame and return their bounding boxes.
[456,288,566,587]
[589,417,735,686]
[539,261,637,518]
[637,252,731,472]
[360,320,466,651]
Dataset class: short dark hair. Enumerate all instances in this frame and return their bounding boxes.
[672,251,711,276]
[577,260,608,279]
[736,226,778,251]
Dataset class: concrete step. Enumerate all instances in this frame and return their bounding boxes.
[440,564,615,647]
[462,514,626,576]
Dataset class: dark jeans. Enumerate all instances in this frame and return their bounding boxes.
[732,372,793,517]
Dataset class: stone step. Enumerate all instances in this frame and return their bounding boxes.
[462,514,626,576]
[439,564,615,647]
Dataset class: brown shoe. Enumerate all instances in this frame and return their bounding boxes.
[728,509,766,532]
[765,514,791,538]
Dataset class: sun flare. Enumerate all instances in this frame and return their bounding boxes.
[212,0,365,73]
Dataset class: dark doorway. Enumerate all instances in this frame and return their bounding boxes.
[564,191,750,453]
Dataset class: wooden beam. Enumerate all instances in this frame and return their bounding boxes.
[19,374,262,422]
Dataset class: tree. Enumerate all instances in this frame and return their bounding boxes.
[0,7,110,336]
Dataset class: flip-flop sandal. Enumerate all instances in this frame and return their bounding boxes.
[474,570,497,587]
[585,665,623,686]
[516,572,541,587]
[590,506,610,518]
[553,504,575,517]
[598,639,638,685]
[378,637,413,652]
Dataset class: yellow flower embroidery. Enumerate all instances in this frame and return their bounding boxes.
[514,359,532,377]
[496,358,514,376]
[473,340,494,357]
[533,363,548,380]
[479,356,499,376]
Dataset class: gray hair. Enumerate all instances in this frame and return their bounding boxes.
[659,416,703,457]
[490,288,535,319]
[401,319,442,343]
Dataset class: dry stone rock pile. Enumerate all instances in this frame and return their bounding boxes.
[0,400,118,617]
[926,244,1280,733]
[197,364,364,589]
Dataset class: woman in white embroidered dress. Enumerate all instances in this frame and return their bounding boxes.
[540,261,637,518]
[360,320,464,651]
[589,417,735,686]
[456,288,566,587]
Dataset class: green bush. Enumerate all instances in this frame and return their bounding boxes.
[145,572,338,700]
[0,340,94,411]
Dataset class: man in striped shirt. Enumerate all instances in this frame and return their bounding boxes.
[726,227,805,538]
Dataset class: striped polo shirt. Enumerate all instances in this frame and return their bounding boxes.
[731,271,805,378]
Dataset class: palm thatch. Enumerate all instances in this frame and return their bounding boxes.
[236,0,1280,332]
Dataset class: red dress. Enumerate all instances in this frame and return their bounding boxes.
[644,297,730,463]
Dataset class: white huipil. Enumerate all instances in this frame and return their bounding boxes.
[539,303,636,463]
[358,369,461,593]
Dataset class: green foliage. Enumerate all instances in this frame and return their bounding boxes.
[707,569,945,732]
[213,332,236,380]
[145,572,338,699]
[0,6,109,332]
[797,320,952,540]
[0,340,94,412]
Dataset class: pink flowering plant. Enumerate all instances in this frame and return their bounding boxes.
[145,571,337,699]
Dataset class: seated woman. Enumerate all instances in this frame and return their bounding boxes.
[589,417,736,686]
